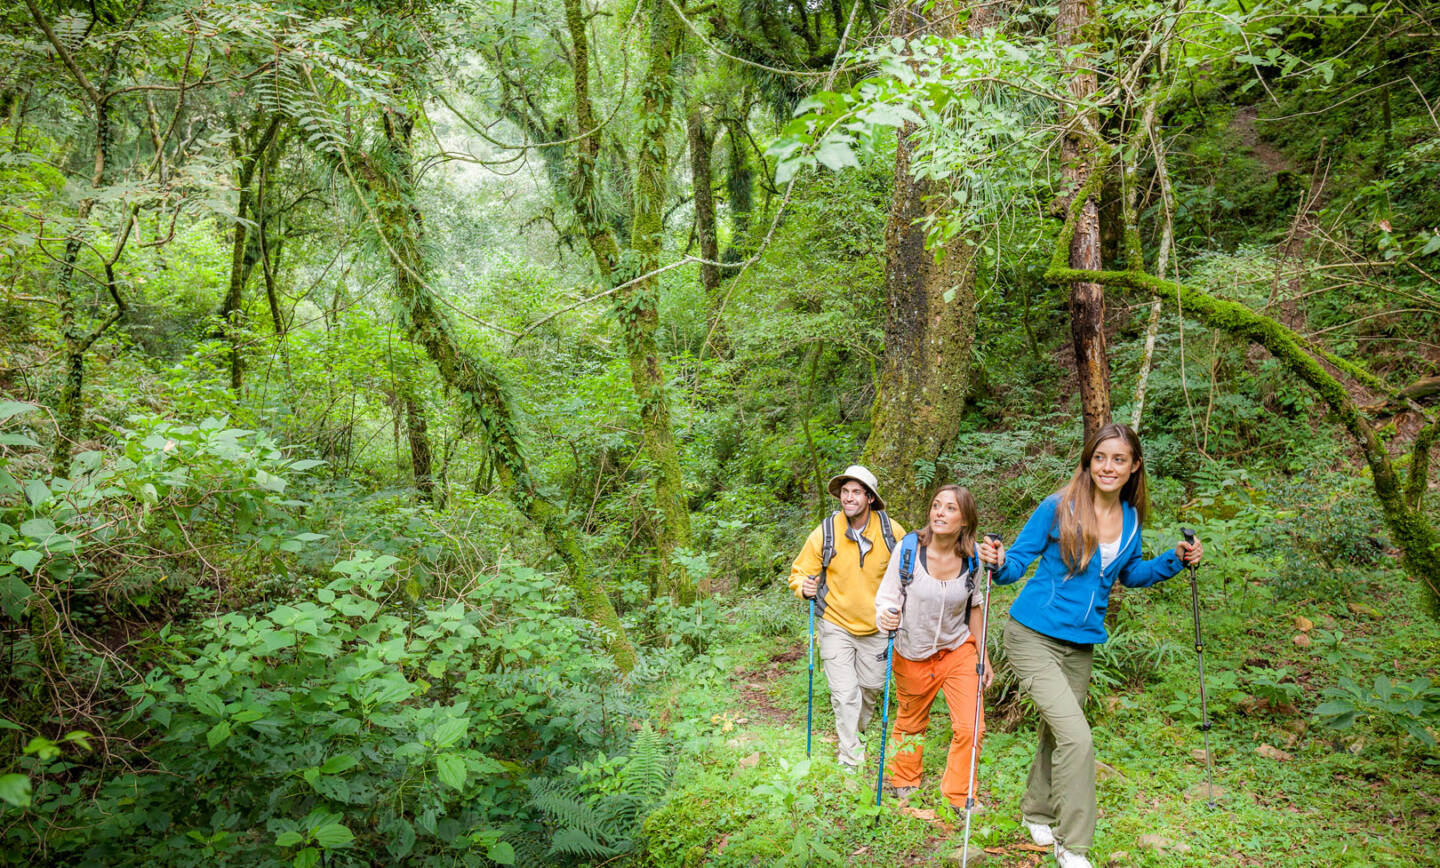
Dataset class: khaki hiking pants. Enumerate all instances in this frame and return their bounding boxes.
[817,618,888,766]
[1004,617,1097,857]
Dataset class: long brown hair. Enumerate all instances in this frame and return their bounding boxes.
[915,484,978,563]
[1056,423,1150,573]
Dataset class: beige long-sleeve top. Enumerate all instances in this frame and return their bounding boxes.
[874,540,984,661]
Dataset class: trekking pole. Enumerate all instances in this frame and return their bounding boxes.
[874,607,899,807]
[807,591,816,758]
[1182,527,1217,809]
[961,533,1000,868]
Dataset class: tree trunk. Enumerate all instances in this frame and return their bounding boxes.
[222,113,283,392]
[404,390,434,502]
[722,118,752,261]
[860,2,978,526]
[353,105,636,671]
[1057,0,1112,443]
[565,0,695,604]
[687,104,728,354]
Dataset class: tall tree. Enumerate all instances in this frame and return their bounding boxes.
[564,0,694,603]
[221,111,284,391]
[333,83,637,669]
[23,0,129,476]
[1055,0,1112,442]
[861,1,982,524]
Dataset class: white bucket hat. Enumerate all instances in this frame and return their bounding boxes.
[826,464,886,512]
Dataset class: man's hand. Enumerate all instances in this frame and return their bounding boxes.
[802,574,819,599]
[878,608,900,632]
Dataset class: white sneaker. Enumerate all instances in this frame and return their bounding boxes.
[1055,844,1092,868]
[1025,821,1055,847]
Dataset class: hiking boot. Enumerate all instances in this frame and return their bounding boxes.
[1055,844,1092,868]
[885,785,917,800]
[1025,821,1055,847]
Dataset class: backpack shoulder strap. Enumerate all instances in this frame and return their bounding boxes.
[877,510,897,552]
[898,532,918,587]
[820,513,837,569]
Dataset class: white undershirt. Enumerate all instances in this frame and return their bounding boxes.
[1098,534,1122,571]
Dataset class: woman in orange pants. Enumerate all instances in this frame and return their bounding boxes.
[875,485,992,814]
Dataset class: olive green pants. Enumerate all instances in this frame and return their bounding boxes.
[1003,617,1096,856]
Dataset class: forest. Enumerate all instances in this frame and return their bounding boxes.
[1,0,1438,865]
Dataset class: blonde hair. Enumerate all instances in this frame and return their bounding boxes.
[1055,423,1150,573]
[915,484,978,562]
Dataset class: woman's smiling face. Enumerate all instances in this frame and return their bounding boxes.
[1089,436,1135,495]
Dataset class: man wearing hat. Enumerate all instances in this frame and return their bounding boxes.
[789,465,904,770]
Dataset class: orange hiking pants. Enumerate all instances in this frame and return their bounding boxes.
[887,638,985,807]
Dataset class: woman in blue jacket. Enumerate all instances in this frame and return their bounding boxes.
[978,423,1201,868]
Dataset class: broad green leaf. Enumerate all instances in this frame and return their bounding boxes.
[435,753,466,790]
[0,773,31,808]
[293,847,320,868]
[187,691,224,717]
[313,822,353,848]
[275,831,305,847]
[0,433,40,448]
[320,754,358,774]
[19,518,55,540]
[24,479,49,508]
[431,718,467,749]
[9,550,42,574]
[488,841,516,865]
[288,460,325,472]
[207,720,231,748]
[0,401,38,424]
[815,139,860,173]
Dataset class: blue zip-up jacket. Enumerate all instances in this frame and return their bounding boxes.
[996,494,1185,644]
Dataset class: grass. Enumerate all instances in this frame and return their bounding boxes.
[637,556,1440,867]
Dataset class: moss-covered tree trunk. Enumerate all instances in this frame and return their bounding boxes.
[722,117,752,262]
[565,0,695,603]
[221,112,283,392]
[356,105,636,671]
[1056,0,1112,443]
[687,104,728,354]
[860,1,979,525]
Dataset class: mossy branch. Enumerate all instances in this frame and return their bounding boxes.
[1045,252,1440,614]
[1409,417,1437,511]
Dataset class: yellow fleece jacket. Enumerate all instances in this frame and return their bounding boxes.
[789,511,904,636]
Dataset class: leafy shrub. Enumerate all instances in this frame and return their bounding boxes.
[0,551,641,867]
[1314,673,1440,754]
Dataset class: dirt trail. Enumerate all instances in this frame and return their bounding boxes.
[1232,105,1294,175]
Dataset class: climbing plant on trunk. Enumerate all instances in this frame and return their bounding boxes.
[334,98,637,671]
[860,0,982,525]
[564,0,695,604]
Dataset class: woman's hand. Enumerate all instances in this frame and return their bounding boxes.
[978,537,1005,568]
[878,608,901,632]
[982,656,994,690]
[1176,537,1204,566]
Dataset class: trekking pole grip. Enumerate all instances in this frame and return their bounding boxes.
[886,607,899,639]
[983,533,1001,575]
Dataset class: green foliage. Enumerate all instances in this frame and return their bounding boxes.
[1314,674,1440,752]
[516,728,671,865]
[1,550,640,865]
